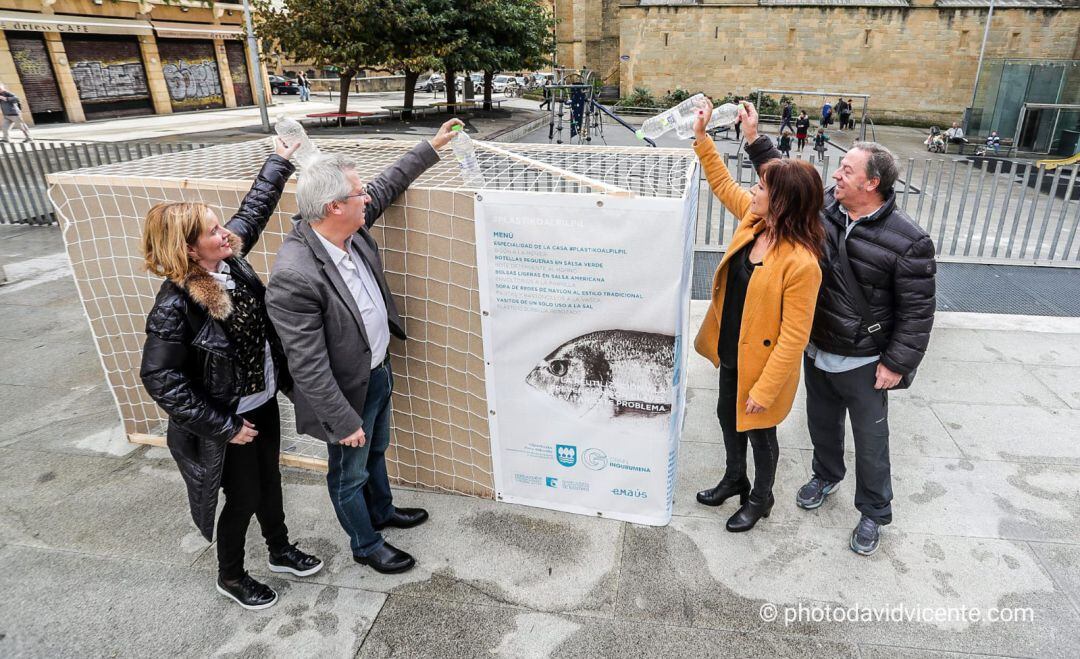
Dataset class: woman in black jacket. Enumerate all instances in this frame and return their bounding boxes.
[139,137,322,610]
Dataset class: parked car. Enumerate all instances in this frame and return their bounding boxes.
[492,74,514,93]
[269,75,299,95]
[414,74,445,93]
[456,73,484,93]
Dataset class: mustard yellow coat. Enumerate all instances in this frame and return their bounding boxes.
[693,138,823,431]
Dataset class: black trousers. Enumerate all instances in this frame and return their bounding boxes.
[216,397,290,580]
[803,355,893,525]
[717,365,779,503]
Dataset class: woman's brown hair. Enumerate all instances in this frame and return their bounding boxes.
[758,158,826,260]
[142,202,213,283]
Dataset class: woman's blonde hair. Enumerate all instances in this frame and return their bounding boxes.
[142,201,213,283]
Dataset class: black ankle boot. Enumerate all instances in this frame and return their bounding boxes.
[696,476,751,507]
[725,493,775,532]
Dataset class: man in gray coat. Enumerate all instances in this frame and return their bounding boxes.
[266,118,462,573]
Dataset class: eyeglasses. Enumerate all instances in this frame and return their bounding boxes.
[341,185,370,201]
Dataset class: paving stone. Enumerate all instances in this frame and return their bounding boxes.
[0,544,385,658]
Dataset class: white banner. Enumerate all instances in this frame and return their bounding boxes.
[475,185,697,526]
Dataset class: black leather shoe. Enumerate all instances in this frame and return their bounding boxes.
[373,507,429,530]
[354,542,416,574]
[216,572,278,610]
[726,494,775,533]
[696,477,751,507]
[268,542,324,577]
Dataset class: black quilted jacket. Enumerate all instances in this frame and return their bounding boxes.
[140,154,294,541]
[745,136,936,375]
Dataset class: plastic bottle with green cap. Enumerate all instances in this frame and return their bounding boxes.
[449,125,485,187]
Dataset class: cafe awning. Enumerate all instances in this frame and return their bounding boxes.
[0,11,153,36]
[151,21,245,41]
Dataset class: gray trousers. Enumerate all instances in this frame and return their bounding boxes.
[1,114,31,141]
[804,355,893,524]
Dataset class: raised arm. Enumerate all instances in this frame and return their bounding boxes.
[225,137,298,256]
[363,118,463,229]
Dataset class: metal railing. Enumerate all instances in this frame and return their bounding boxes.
[696,152,1080,266]
[0,140,215,226]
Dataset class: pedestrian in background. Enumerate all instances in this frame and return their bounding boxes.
[298,72,311,102]
[779,129,793,158]
[0,82,33,143]
[795,111,810,152]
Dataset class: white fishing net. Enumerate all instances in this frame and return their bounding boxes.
[47,138,696,497]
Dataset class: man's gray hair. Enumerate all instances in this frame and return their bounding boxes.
[852,141,898,196]
[296,153,358,222]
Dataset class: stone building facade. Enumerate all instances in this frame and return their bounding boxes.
[0,0,271,125]
[556,0,1080,124]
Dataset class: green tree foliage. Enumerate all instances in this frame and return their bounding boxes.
[253,0,455,117]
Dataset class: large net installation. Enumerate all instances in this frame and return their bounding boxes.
[47,138,697,499]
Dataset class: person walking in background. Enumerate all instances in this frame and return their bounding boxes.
[847,99,857,130]
[821,99,833,129]
[297,72,311,102]
[741,102,937,557]
[691,99,824,533]
[779,129,793,158]
[0,82,33,143]
[780,101,794,134]
[795,111,810,152]
[140,136,323,611]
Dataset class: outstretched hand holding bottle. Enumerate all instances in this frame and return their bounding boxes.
[693,99,759,143]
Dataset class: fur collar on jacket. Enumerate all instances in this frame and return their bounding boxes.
[176,232,243,321]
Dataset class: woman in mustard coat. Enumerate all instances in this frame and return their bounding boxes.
[691,100,824,532]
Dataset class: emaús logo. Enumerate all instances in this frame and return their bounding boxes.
[556,444,577,467]
[582,448,608,471]
[545,477,558,488]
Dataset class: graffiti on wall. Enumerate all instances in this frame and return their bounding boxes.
[71,60,149,101]
[162,59,223,107]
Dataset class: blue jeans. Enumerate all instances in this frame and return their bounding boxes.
[325,363,395,557]
[299,86,310,101]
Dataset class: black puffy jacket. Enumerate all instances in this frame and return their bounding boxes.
[140,154,294,541]
[746,137,936,375]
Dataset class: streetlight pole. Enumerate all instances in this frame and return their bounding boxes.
[242,0,271,133]
[966,0,995,133]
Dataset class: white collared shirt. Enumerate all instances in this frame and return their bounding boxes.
[313,230,390,369]
[211,261,277,414]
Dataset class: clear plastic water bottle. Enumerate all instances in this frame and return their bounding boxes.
[450,125,485,187]
[274,115,321,167]
[636,93,740,140]
[674,102,740,139]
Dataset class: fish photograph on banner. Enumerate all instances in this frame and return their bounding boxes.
[526,329,675,422]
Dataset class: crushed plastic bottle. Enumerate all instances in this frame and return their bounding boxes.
[450,125,485,187]
[675,102,740,139]
[274,115,321,167]
[635,93,740,140]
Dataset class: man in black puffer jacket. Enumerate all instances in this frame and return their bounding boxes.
[740,102,936,556]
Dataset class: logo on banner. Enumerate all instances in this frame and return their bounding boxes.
[545,477,558,488]
[582,448,608,470]
[611,488,648,499]
[556,444,577,467]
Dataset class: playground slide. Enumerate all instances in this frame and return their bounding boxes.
[1037,151,1080,170]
